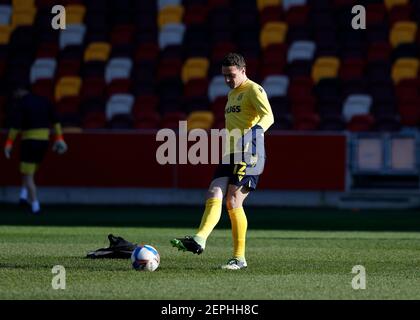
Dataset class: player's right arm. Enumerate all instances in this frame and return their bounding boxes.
[3,102,22,159]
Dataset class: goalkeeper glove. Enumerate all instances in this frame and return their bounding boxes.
[4,139,13,159]
[53,136,68,155]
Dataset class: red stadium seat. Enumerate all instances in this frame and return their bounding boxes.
[80,77,106,101]
[184,79,209,98]
[366,3,387,26]
[134,43,159,63]
[82,111,106,129]
[339,58,366,81]
[107,79,132,97]
[347,114,375,132]
[260,5,284,26]
[134,110,161,129]
[31,79,55,102]
[293,112,320,131]
[133,95,159,115]
[56,96,80,114]
[183,4,208,25]
[160,111,187,129]
[398,98,420,126]
[57,59,81,77]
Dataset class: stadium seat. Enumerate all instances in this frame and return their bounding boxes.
[135,43,160,63]
[13,0,35,10]
[158,5,184,29]
[32,79,55,102]
[30,58,56,83]
[55,76,82,101]
[181,57,209,83]
[105,94,134,120]
[105,58,133,84]
[367,42,392,62]
[0,25,12,44]
[384,0,408,11]
[134,110,161,129]
[395,78,420,102]
[11,7,37,29]
[59,24,86,50]
[262,75,290,98]
[339,58,365,81]
[257,0,281,11]
[398,98,420,126]
[311,57,340,83]
[65,4,86,24]
[110,24,136,46]
[160,111,187,129]
[287,41,316,63]
[260,22,288,50]
[80,77,106,101]
[208,76,229,102]
[57,96,80,114]
[183,4,208,25]
[293,112,320,131]
[133,95,159,115]
[342,94,373,122]
[187,111,214,130]
[57,58,81,77]
[390,21,418,48]
[158,0,182,10]
[0,5,11,25]
[82,111,106,129]
[36,43,59,59]
[260,5,284,25]
[366,3,387,27]
[107,79,132,97]
[159,23,186,49]
[389,3,413,24]
[84,42,111,62]
[157,57,182,82]
[184,78,209,99]
[391,58,420,84]
[347,114,375,132]
[283,0,307,11]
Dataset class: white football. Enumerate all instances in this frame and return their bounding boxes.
[131,245,160,272]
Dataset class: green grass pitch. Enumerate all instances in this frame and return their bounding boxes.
[1,204,420,300]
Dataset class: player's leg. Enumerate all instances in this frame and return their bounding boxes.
[171,176,229,254]
[193,176,229,248]
[221,184,250,270]
[20,140,48,214]
[19,176,29,205]
[20,161,41,214]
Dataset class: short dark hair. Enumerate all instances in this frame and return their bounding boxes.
[222,53,246,69]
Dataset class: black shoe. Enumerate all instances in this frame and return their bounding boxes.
[170,236,203,255]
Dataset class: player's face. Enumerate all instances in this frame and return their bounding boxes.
[222,65,246,89]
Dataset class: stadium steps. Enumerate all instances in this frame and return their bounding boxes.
[338,189,420,209]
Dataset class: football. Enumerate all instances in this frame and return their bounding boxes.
[131,245,160,272]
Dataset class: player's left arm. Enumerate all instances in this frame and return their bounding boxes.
[249,85,274,132]
[241,85,274,152]
[48,100,68,155]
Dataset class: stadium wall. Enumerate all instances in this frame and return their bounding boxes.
[0,131,346,190]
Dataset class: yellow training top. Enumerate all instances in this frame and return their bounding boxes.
[224,79,274,154]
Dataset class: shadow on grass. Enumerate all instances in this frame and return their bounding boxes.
[1,203,420,231]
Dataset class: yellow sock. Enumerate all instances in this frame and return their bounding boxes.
[228,207,248,259]
[195,198,223,245]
